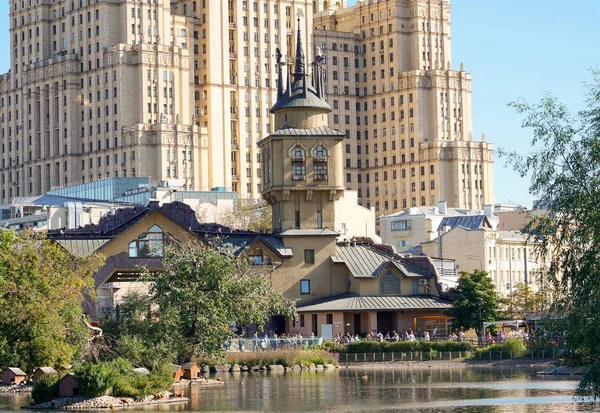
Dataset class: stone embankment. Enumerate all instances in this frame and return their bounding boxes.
[0,383,33,393]
[24,391,188,410]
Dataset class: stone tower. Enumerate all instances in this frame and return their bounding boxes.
[258,22,345,234]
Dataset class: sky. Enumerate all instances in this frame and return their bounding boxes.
[0,1,598,208]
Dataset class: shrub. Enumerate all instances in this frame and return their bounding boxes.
[474,338,527,358]
[316,341,346,353]
[75,363,114,397]
[346,341,381,353]
[224,349,338,368]
[32,374,61,404]
[343,340,473,354]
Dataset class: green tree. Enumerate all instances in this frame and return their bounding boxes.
[216,200,272,232]
[499,69,600,396]
[505,282,547,320]
[138,241,295,362]
[445,270,503,337]
[0,230,104,372]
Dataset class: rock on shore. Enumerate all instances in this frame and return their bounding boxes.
[172,377,224,387]
[24,391,188,410]
[0,383,33,393]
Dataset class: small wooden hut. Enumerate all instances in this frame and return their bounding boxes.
[1,368,27,385]
[57,373,80,397]
[32,367,58,382]
[182,362,200,379]
[172,365,184,381]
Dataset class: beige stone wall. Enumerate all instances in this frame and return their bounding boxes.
[313,0,494,218]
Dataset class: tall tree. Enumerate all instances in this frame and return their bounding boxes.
[500,69,600,395]
[139,241,294,362]
[505,282,547,320]
[0,230,104,372]
[445,270,503,338]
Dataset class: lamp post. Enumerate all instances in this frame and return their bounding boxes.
[476,297,483,346]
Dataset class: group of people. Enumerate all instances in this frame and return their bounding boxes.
[251,331,320,351]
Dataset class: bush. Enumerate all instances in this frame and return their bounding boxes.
[474,338,527,358]
[343,340,473,354]
[316,341,347,353]
[32,374,61,404]
[75,363,114,397]
[223,349,338,368]
[346,341,382,353]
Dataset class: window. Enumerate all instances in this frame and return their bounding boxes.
[300,314,305,327]
[248,247,272,266]
[300,279,310,294]
[313,145,328,180]
[326,314,333,325]
[380,271,401,294]
[291,146,306,180]
[391,220,411,231]
[304,249,315,264]
[128,225,171,258]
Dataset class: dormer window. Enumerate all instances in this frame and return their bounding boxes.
[380,271,401,294]
[248,247,273,266]
[291,146,306,180]
[313,145,328,180]
[128,225,171,258]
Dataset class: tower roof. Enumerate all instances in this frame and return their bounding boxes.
[270,21,331,114]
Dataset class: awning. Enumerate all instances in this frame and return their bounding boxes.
[296,293,453,312]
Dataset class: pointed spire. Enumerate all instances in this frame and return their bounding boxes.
[293,18,305,80]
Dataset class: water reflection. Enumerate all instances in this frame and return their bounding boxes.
[0,367,595,413]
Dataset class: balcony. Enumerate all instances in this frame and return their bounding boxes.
[291,156,305,162]
[314,174,328,181]
[292,174,305,181]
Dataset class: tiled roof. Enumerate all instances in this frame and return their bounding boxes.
[297,293,453,312]
[333,245,431,279]
[269,126,346,137]
[182,362,197,370]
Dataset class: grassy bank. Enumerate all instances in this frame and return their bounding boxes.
[197,350,339,368]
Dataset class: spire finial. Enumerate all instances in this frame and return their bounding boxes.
[294,18,305,79]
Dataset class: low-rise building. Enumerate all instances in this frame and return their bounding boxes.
[0,368,27,385]
[378,201,497,252]
[31,367,58,382]
[421,225,545,296]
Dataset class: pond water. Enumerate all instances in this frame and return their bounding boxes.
[0,366,597,413]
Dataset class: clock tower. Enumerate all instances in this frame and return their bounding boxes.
[259,22,346,233]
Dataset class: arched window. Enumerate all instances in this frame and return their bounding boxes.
[248,247,273,266]
[291,146,306,180]
[380,271,401,294]
[313,145,328,180]
[128,225,172,258]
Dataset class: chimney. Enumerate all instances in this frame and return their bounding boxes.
[483,204,493,217]
[438,200,447,215]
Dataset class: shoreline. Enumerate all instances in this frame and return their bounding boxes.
[23,391,189,410]
[339,358,557,369]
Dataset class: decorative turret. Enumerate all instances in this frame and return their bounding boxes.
[271,21,331,130]
[258,20,345,233]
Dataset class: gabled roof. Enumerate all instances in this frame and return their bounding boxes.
[55,239,110,257]
[332,245,431,279]
[296,293,453,312]
[182,362,198,370]
[4,367,26,376]
[34,367,58,375]
[437,215,491,232]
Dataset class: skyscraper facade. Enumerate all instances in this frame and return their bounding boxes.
[0,0,318,202]
[313,0,494,213]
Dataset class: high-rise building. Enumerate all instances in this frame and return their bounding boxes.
[313,0,494,214]
[0,0,317,203]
